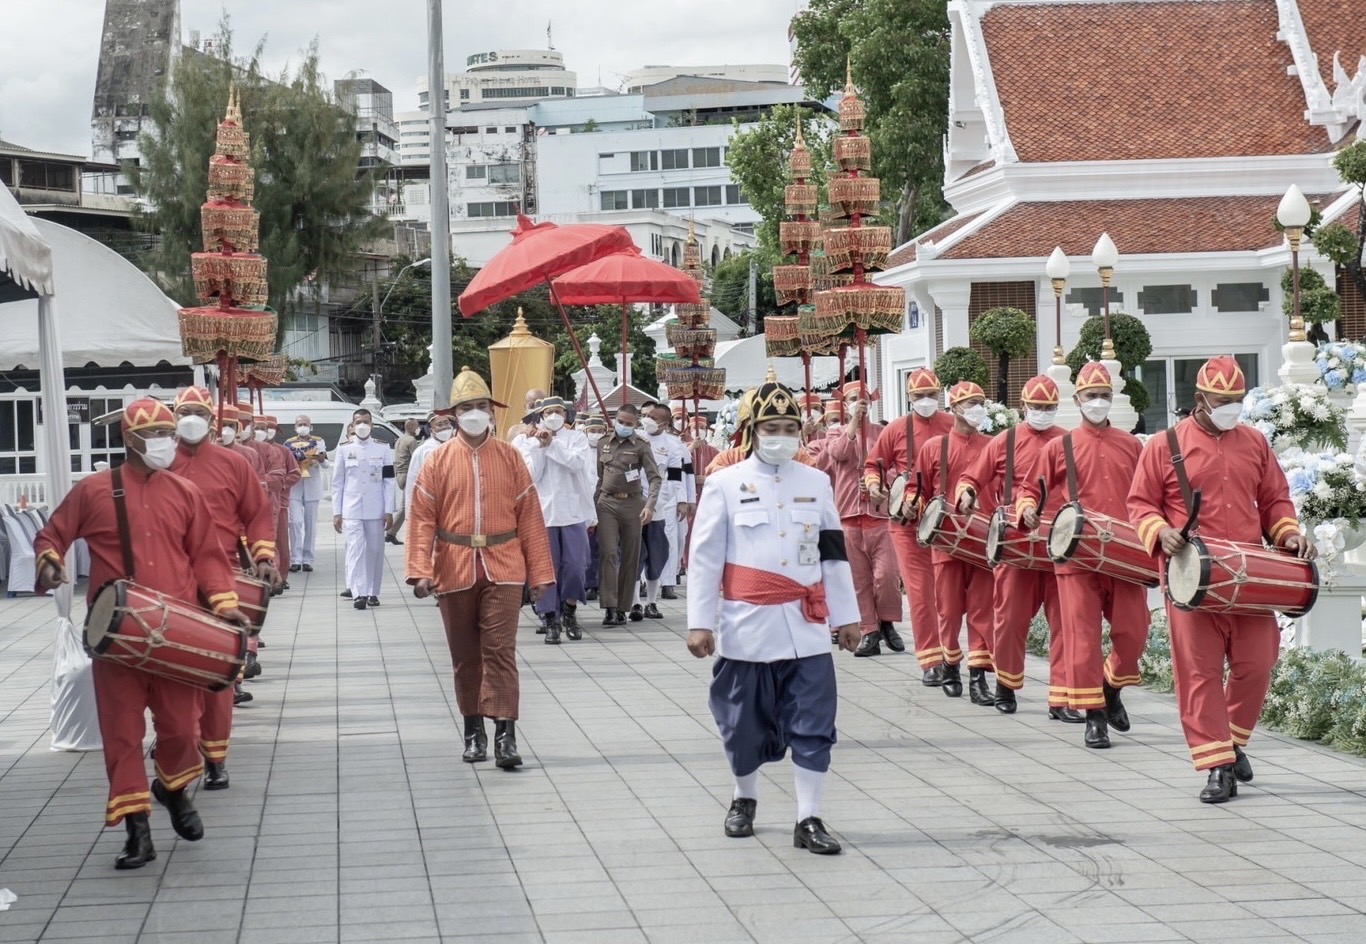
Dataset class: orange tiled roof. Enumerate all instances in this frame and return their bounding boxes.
[939,195,1340,261]
[1296,0,1366,89]
[981,0,1333,162]
[886,211,985,268]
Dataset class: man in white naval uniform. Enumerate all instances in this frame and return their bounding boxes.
[405,412,453,520]
[285,415,329,573]
[686,381,861,855]
[638,402,694,617]
[332,413,395,610]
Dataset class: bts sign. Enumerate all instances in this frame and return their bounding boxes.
[467,52,499,66]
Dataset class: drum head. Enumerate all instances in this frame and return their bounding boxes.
[84,580,125,654]
[1166,538,1209,609]
[985,508,1007,563]
[1048,504,1083,562]
[888,475,908,518]
[917,497,946,547]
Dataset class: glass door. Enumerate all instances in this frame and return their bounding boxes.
[1140,354,1259,432]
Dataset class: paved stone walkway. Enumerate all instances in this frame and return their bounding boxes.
[4,526,1366,944]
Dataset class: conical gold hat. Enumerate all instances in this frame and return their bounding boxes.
[449,365,506,409]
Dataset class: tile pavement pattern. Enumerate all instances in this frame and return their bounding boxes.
[3,527,1366,943]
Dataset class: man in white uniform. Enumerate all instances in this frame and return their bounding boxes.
[686,381,861,854]
[332,408,395,610]
[405,412,453,520]
[639,402,694,616]
[285,414,328,573]
[518,396,594,642]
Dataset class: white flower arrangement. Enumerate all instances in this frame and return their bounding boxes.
[1279,447,1366,589]
[1242,384,1348,452]
[707,397,740,450]
[980,399,1020,435]
[1315,341,1366,393]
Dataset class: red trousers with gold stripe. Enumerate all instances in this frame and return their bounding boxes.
[197,686,234,763]
[844,518,901,636]
[933,559,994,669]
[1055,571,1148,712]
[276,505,291,573]
[888,523,941,668]
[991,566,1062,700]
[1167,606,1279,771]
[94,660,203,826]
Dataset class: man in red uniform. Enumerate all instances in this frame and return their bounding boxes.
[955,376,1065,714]
[262,416,301,581]
[171,387,277,789]
[817,380,903,657]
[1016,362,1146,748]
[34,399,249,869]
[915,381,994,700]
[1128,356,1312,803]
[866,369,954,682]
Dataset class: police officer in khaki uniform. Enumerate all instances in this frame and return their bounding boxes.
[594,403,662,626]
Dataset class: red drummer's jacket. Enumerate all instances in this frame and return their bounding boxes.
[916,428,993,565]
[863,411,954,499]
[172,440,277,566]
[957,423,1065,513]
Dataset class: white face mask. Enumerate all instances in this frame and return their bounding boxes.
[353,423,372,440]
[959,404,987,429]
[755,435,800,466]
[253,428,268,442]
[295,425,311,437]
[176,415,210,444]
[432,426,453,442]
[220,427,237,445]
[241,424,254,440]
[641,418,660,435]
[1024,408,1057,431]
[542,413,566,432]
[912,396,939,418]
[1079,398,1113,424]
[141,436,177,470]
[587,432,604,446]
[458,410,491,436]
[1207,401,1243,431]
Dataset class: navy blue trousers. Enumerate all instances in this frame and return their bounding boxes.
[535,523,590,615]
[708,653,838,777]
[584,530,601,590]
[638,520,669,581]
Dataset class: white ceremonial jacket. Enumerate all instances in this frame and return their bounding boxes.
[404,436,446,519]
[686,455,860,663]
[517,426,595,527]
[645,430,696,510]
[285,434,329,503]
[332,437,396,520]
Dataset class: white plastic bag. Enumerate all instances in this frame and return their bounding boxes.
[50,613,102,752]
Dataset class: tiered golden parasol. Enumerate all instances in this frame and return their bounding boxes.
[662,224,727,414]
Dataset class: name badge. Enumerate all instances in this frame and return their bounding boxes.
[798,542,820,566]
[625,469,640,483]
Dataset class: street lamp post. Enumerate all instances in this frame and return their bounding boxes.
[1088,232,1137,430]
[426,0,453,409]
[1277,184,1320,385]
[371,258,432,395]
[1044,246,1080,428]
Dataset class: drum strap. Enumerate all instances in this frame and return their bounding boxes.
[110,466,135,579]
[1061,433,1079,504]
[939,434,950,499]
[1166,428,1196,512]
[1003,427,1017,506]
[904,413,915,474]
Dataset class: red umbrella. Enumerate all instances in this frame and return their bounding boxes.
[552,248,702,394]
[457,214,635,417]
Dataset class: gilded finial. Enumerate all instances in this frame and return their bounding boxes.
[765,364,777,383]
[226,84,242,124]
[794,116,806,149]
[845,56,855,94]
[687,218,696,244]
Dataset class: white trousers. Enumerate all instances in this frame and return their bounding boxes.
[343,517,386,597]
[661,508,686,587]
[289,494,320,565]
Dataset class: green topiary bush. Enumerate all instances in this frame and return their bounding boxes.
[934,346,990,389]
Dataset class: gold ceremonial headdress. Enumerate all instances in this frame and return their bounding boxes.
[174,386,215,411]
[1075,362,1113,393]
[449,365,507,410]
[1021,375,1060,406]
[948,381,985,405]
[122,398,175,433]
[1195,355,1246,397]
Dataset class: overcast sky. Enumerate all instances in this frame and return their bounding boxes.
[0,0,802,158]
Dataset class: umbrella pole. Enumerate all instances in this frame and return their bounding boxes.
[856,328,870,459]
[803,352,812,407]
[621,302,630,390]
[837,344,847,423]
[546,280,610,420]
[216,351,228,430]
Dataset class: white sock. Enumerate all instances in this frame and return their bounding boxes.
[793,765,826,821]
[647,579,660,604]
[734,771,759,800]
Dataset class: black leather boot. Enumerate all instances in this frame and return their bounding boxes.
[1103,681,1131,732]
[243,651,261,679]
[494,720,522,770]
[601,608,618,627]
[793,817,842,855]
[629,604,644,622]
[115,812,156,869]
[562,605,582,641]
[922,665,945,687]
[724,798,756,838]
[661,586,678,600]
[203,760,230,791]
[968,668,993,706]
[1232,746,1254,783]
[879,621,905,652]
[854,633,881,657]
[1199,766,1238,803]
[586,587,597,601]
[1084,709,1111,749]
[151,778,204,841]
[941,663,963,698]
[993,683,1017,714]
[544,612,562,645]
[1048,706,1085,723]
[462,716,487,763]
[643,603,663,619]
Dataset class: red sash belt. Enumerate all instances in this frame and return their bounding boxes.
[722,563,829,624]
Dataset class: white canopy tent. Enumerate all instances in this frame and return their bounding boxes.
[712,334,871,393]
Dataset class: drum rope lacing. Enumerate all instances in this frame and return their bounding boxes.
[104,590,246,686]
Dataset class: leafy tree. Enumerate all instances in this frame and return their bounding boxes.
[1309,140,1366,310]
[711,252,777,332]
[131,21,386,327]
[934,346,989,389]
[1280,266,1340,343]
[791,0,952,243]
[970,307,1036,404]
[1065,312,1153,421]
[726,106,835,254]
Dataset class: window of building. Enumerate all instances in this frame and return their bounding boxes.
[485,127,498,134]
[488,163,520,185]
[1137,284,1197,315]
[0,399,37,475]
[1211,282,1270,313]
[631,189,659,209]
[694,185,723,206]
[451,126,478,135]
[725,185,745,205]
[17,160,75,191]
[418,91,429,107]
[504,127,517,134]
[467,201,520,218]
[651,233,664,256]
[662,187,691,208]
[466,165,486,179]
[87,396,127,471]
[599,190,628,211]
[692,147,721,168]
[0,161,11,187]
[1064,286,1112,318]
[551,87,565,96]
[660,149,689,170]
[630,150,658,172]
[482,86,551,99]
[459,89,470,100]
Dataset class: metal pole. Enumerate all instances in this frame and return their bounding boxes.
[747,256,757,333]
[427,0,453,409]
[371,275,382,393]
